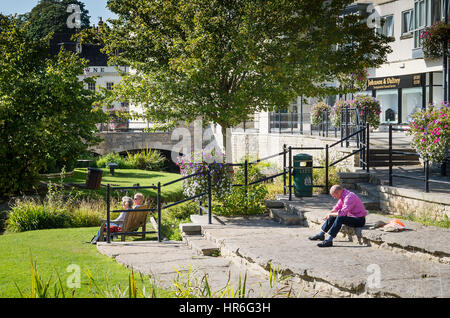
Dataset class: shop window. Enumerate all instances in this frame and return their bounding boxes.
[402,87,423,122]
[376,89,398,123]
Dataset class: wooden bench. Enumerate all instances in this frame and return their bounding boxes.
[98,203,154,242]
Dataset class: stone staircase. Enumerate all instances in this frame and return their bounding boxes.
[368,148,420,167]
[179,188,450,297]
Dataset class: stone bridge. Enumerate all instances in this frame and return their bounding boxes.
[90,125,219,156]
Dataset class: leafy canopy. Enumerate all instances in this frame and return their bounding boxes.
[22,0,91,41]
[0,15,105,198]
[86,0,391,132]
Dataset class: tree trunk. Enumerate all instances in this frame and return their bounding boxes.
[220,123,232,163]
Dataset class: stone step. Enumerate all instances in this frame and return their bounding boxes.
[370,161,420,167]
[269,208,304,226]
[179,223,202,235]
[355,182,381,200]
[182,234,221,257]
[274,194,450,265]
[201,217,450,298]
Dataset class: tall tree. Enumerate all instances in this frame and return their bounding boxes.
[0,15,105,198]
[25,0,91,41]
[94,0,392,151]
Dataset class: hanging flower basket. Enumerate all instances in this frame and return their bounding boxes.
[421,20,450,59]
[337,68,369,92]
[406,103,450,164]
[330,99,352,128]
[311,101,330,126]
[352,95,381,130]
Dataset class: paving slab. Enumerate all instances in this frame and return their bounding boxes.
[202,216,450,298]
[97,240,317,298]
[275,195,450,264]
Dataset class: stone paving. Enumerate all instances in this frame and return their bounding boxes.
[97,193,450,298]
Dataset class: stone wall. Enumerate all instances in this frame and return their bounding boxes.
[229,131,358,170]
[378,185,450,220]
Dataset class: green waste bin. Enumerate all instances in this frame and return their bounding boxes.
[293,154,313,197]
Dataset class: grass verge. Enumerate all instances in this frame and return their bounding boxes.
[0,227,171,298]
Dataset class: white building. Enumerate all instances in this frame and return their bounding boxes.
[357,0,448,125]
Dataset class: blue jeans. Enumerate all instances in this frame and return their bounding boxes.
[321,216,366,238]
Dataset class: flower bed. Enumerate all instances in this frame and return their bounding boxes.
[407,103,450,164]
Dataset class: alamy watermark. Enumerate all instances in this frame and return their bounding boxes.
[66,4,81,29]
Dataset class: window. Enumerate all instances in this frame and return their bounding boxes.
[377,15,394,37]
[402,10,414,34]
[106,82,114,90]
[376,89,398,123]
[88,82,95,92]
[414,0,445,48]
[402,87,422,123]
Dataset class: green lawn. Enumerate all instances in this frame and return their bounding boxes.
[0,227,172,298]
[48,168,184,202]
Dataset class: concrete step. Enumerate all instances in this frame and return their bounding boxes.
[274,195,450,265]
[355,182,381,200]
[370,161,420,167]
[179,223,202,235]
[269,208,304,226]
[183,234,221,257]
[201,216,450,298]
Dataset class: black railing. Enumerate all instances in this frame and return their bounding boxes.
[105,152,289,243]
[283,122,369,200]
[388,124,450,193]
[105,119,370,243]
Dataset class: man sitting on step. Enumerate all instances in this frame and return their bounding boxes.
[308,185,367,247]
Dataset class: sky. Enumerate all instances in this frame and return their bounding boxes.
[0,0,117,24]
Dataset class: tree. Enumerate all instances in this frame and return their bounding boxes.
[24,0,91,41]
[0,15,105,198]
[94,0,392,151]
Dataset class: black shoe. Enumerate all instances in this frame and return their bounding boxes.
[317,240,333,247]
[308,234,325,241]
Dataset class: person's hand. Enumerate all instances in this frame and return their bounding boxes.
[322,213,330,221]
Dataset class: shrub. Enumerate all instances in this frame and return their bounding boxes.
[312,154,344,194]
[177,151,233,202]
[406,103,450,164]
[213,161,268,216]
[311,101,330,126]
[161,202,197,241]
[5,194,104,233]
[6,199,72,232]
[126,147,166,171]
[96,153,130,169]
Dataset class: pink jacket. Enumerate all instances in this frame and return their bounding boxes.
[333,189,367,218]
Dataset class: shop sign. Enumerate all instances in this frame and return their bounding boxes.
[367,74,423,90]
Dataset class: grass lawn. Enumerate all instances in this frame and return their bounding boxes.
[48,168,184,202]
[0,227,173,298]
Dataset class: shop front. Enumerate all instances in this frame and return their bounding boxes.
[366,72,445,125]
[366,73,425,125]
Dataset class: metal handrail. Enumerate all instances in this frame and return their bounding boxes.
[105,116,371,243]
